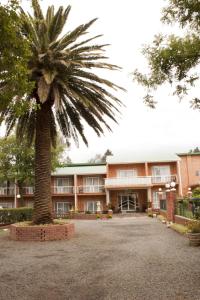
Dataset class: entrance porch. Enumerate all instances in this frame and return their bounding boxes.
[107,189,149,213]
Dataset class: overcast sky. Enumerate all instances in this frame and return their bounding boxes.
[2,0,200,162]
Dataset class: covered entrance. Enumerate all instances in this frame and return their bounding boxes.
[118,193,139,212]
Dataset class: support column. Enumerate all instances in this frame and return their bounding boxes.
[147,187,152,208]
[166,191,176,222]
[106,189,110,206]
[177,160,183,197]
[74,174,78,211]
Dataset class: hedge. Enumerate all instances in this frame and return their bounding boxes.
[0,207,33,224]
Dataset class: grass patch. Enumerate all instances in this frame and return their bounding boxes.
[170,223,188,235]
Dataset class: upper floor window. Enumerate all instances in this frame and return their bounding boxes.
[117,169,137,178]
[151,166,170,176]
[196,170,200,176]
[84,177,102,186]
[56,177,73,187]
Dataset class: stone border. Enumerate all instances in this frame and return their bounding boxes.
[10,223,75,241]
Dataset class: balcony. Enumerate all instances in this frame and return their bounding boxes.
[105,177,152,187]
[23,187,34,195]
[78,185,105,193]
[105,175,177,188]
[151,175,177,184]
[0,187,15,196]
[52,186,74,194]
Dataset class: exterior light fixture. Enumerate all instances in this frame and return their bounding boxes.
[165,183,171,192]
[170,182,176,191]
[158,188,162,195]
[16,194,21,199]
[188,187,192,196]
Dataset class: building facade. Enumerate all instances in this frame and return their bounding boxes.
[0,152,200,213]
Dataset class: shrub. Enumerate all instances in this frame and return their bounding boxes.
[188,220,200,233]
[0,207,33,224]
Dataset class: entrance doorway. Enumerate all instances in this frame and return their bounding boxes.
[118,193,138,212]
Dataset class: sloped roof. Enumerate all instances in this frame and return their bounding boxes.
[52,165,106,176]
[106,152,180,164]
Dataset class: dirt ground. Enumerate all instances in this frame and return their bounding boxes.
[0,217,200,300]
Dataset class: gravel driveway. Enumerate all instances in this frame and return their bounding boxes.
[0,216,200,300]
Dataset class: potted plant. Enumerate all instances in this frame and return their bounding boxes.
[187,220,200,246]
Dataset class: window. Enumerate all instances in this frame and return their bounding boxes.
[55,202,71,213]
[117,169,137,178]
[152,192,160,209]
[83,177,103,192]
[56,177,72,186]
[85,201,100,213]
[55,177,73,193]
[152,191,166,209]
[196,170,200,176]
[151,166,171,183]
[0,202,13,209]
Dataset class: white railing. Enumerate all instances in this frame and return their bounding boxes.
[0,187,15,196]
[78,185,105,193]
[105,177,152,187]
[151,175,177,184]
[105,175,177,187]
[23,187,34,195]
[52,186,74,194]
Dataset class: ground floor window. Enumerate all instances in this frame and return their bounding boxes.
[152,191,166,209]
[0,202,13,208]
[26,202,34,208]
[55,202,71,213]
[85,201,101,213]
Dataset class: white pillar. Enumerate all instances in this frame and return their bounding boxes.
[106,189,110,205]
[74,174,78,211]
[147,188,152,203]
[177,160,183,197]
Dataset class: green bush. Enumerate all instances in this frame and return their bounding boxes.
[0,207,33,224]
[188,220,200,233]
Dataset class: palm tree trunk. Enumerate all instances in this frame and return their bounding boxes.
[33,101,53,224]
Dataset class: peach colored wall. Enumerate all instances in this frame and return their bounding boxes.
[107,164,146,178]
[179,155,200,195]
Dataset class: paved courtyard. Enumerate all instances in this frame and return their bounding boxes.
[0,216,200,300]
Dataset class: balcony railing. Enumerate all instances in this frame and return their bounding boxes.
[105,177,152,187]
[105,175,177,187]
[52,186,74,194]
[0,187,15,196]
[23,187,34,195]
[78,185,105,193]
[151,175,177,184]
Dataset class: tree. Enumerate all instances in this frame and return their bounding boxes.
[1,0,123,224]
[189,147,200,153]
[0,135,65,206]
[88,149,113,163]
[101,149,113,162]
[0,0,32,113]
[134,0,200,109]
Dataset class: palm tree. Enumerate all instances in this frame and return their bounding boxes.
[1,0,124,224]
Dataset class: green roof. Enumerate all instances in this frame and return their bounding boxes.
[62,163,106,167]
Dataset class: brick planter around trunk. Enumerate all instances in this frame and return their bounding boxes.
[10,223,75,241]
